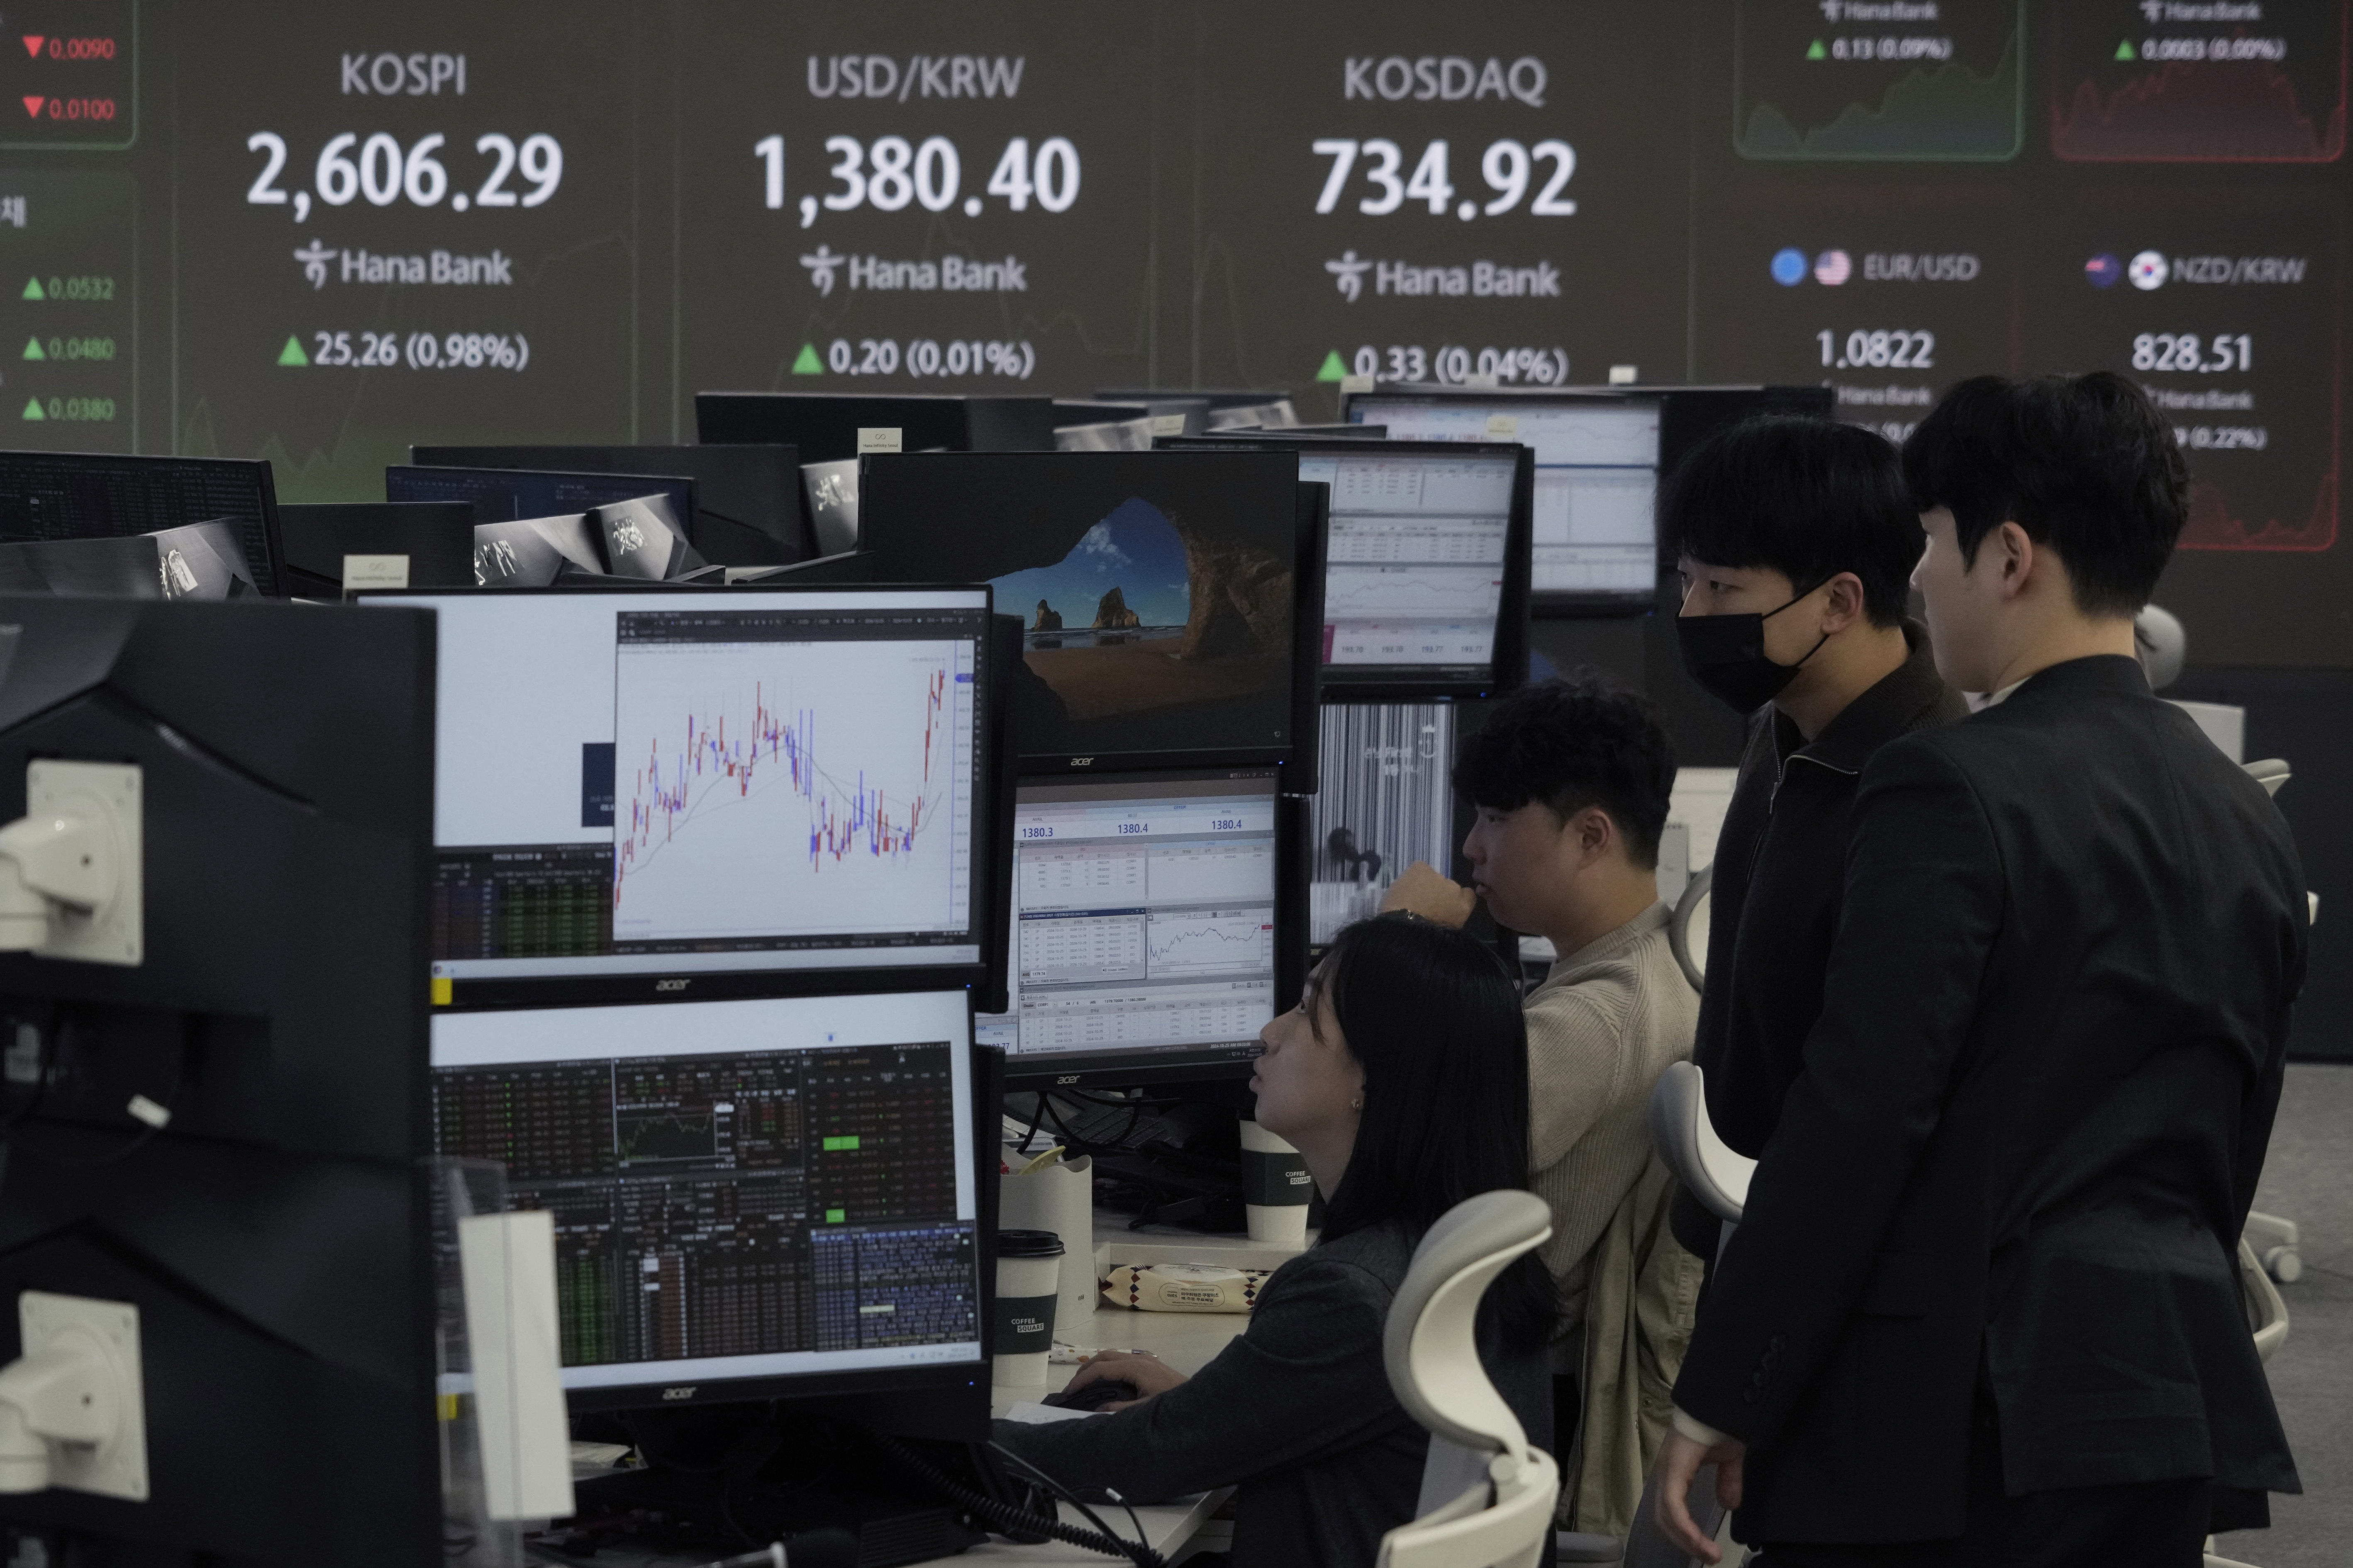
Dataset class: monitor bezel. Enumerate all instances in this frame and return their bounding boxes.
[358,580,1004,1010]
[1158,436,1533,702]
[1338,387,1663,618]
[856,448,1319,783]
[990,764,1301,1092]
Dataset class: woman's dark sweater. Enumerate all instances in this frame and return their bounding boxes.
[993,1220,1552,1568]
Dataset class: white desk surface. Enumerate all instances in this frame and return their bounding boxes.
[977,1299,1251,1565]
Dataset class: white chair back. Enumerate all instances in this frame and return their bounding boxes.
[1376,1190,1560,1568]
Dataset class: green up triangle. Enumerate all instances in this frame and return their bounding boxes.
[19,336,39,361]
[2115,39,2136,60]
[18,276,40,301]
[20,396,41,420]
[790,343,823,375]
[1806,38,1827,59]
[1315,350,1348,383]
[276,334,309,367]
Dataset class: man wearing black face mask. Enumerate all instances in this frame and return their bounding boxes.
[1663,416,1968,1269]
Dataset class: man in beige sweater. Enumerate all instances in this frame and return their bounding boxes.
[1384,674,1699,1453]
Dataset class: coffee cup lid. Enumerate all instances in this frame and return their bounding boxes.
[997,1229,1066,1259]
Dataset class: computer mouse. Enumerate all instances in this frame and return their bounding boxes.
[1041,1377,1140,1412]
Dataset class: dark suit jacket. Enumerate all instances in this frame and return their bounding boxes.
[1670,625,1969,1263]
[1673,655,2304,1544]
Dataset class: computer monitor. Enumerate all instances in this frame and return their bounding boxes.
[1341,392,1662,611]
[429,989,985,1412]
[1309,702,1461,946]
[408,444,813,565]
[1052,402,1155,452]
[858,450,1317,776]
[979,768,1300,1089]
[385,463,699,539]
[695,393,1056,461]
[0,520,261,600]
[276,502,477,596]
[1163,437,1531,699]
[1651,385,1838,478]
[0,450,288,597]
[355,585,998,1008]
[0,595,439,1563]
[1098,389,1300,431]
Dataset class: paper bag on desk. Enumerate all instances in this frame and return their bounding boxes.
[1103,1261,1271,1313]
[1000,1151,1095,1332]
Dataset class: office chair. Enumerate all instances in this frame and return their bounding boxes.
[1667,865,1712,996]
[1649,1062,2288,1568]
[1375,1189,1561,1568]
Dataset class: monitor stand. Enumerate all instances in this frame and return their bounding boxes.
[561,1409,1007,1567]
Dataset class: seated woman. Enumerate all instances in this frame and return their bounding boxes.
[993,913,1554,1568]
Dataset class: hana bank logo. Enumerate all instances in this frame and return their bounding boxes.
[1326,249,1373,301]
[801,243,846,297]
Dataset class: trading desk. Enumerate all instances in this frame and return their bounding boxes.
[979,1285,1255,1566]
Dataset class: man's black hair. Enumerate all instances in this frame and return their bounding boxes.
[1659,414,1918,627]
[1901,372,2188,618]
[1451,674,1674,868]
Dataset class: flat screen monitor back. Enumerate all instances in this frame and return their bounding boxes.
[0,451,288,598]
[385,465,698,538]
[408,444,812,565]
[859,450,1314,777]
[1653,385,1837,478]
[1161,437,1531,700]
[276,502,476,594]
[1341,392,1662,612]
[695,394,1056,461]
[358,584,998,1010]
[979,768,1300,1089]
[0,596,436,1565]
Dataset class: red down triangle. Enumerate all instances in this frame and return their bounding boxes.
[20,96,41,119]
[20,37,42,58]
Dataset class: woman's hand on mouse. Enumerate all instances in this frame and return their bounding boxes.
[1064,1349,1188,1410]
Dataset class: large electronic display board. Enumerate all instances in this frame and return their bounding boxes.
[1,0,2346,664]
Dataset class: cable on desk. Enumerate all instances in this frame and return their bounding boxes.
[988,1441,1157,1560]
[1015,1091,1049,1155]
[872,1432,1166,1568]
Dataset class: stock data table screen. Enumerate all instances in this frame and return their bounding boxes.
[1299,447,1517,684]
[1350,397,1659,601]
[369,588,988,996]
[431,991,981,1393]
[977,774,1277,1076]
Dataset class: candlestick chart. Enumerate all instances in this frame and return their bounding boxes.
[610,639,965,944]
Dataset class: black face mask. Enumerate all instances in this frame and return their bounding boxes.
[1675,588,1830,714]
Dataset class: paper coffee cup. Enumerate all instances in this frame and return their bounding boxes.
[993,1230,1065,1384]
[1239,1120,1312,1246]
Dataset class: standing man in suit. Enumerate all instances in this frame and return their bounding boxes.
[1661,416,1969,1270]
[1655,372,2305,1566]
